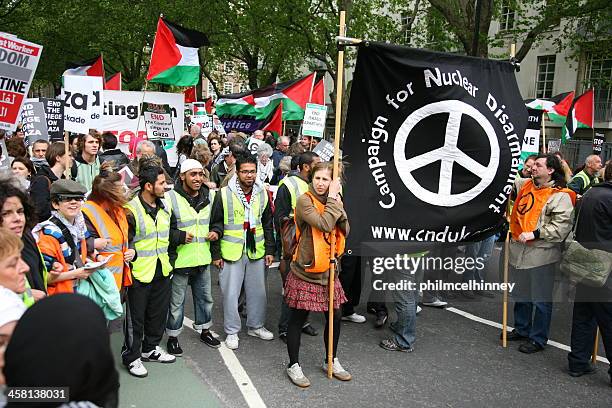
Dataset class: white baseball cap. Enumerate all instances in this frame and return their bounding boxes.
[180,158,204,174]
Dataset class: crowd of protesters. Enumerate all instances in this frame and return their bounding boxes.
[0,122,610,406]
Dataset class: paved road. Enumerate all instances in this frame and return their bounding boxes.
[113,245,611,407]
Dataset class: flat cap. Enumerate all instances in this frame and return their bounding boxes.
[49,179,87,199]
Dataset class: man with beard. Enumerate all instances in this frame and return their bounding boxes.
[210,154,275,350]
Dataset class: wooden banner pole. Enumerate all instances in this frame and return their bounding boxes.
[502,43,517,348]
[63,130,70,179]
[592,328,600,364]
[542,112,547,153]
[327,9,346,379]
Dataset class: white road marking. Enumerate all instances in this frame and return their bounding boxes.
[183,317,267,408]
[446,307,610,364]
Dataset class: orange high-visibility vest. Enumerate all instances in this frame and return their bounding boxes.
[82,201,132,289]
[510,179,576,241]
[38,234,88,296]
[293,191,346,273]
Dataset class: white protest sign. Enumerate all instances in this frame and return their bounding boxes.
[247,137,265,155]
[0,34,43,131]
[212,114,227,135]
[62,76,104,133]
[101,90,184,165]
[191,113,213,135]
[302,103,327,138]
[143,102,175,140]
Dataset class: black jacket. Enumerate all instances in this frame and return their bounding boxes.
[209,186,275,261]
[126,193,176,282]
[575,182,612,251]
[167,182,212,273]
[21,229,46,292]
[99,149,129,171]
[29,165,60,222]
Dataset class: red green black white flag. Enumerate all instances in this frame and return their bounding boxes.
[524,91,574,124]
[562,89,594,143]
[63,55,105,77]
[146,17,209,86]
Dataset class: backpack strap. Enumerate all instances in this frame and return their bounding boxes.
[49,216,84,268]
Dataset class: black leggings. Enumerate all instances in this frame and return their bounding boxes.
[287,307,341,367]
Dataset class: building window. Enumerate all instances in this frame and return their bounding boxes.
[535,55,556,99]
[400,13,411,44]
[224,61,234,74]
[239,83,249,93]
[223,82,234,95]
[207,83,217,101]
[585,55,612,122]
[500,1,516,31]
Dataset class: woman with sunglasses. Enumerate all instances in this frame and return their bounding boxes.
[33,180,99,295]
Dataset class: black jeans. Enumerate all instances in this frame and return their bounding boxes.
[340,256,362,316]
[568,284,612,378]
[122,277,172,365]
[287,307,340,367]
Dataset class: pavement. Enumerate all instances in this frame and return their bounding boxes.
[111,245,612,407]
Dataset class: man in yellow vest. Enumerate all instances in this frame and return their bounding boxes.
[165,159,221,355]
[210,155,276,350]
[122,165,176,378]
[274,151,321,342]
[568,154,602,196]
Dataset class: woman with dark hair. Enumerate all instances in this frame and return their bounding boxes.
[11,157,36,189]
[176,135,194,169]
[284,161,351,387]
[552,150,573,183]
[208,134,223,170]
[5,137,27,159]
[82,173,134,291]
[0,177,49,298]
[4,294,120,407]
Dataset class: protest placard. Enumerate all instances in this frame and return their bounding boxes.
[62,76,104,133]
[593,132,605,155]
[302,103,327,138]
[0,34,43,131]
[40,97,64,141]
[143,102,175,140]
[20,100,48,144]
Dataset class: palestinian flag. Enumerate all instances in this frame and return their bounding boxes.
[562,89,594,143]
[262,102,282,138]
[104,72,122,90]
[311,78,325,105]
[525,92,574,124]
[215,73,315,120]
[63,55,105,77]
[146,17,209,86]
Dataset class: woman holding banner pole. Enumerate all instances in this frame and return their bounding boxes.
[283,161,350,388]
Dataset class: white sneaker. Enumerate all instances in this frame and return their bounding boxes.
[322,357,352,381]
[225,334,239,349]
[247,327,274,340]
[416,305,422,314]
[128,358,148,378]
[341,313,366,323]
[287,363,310,388]
[141,346,176,363]
[421,298,447,308]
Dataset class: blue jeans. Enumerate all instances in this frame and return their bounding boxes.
[389,268,418,349]
[166,267,213,337]
[511,263,556,347]
[462,235,496,283]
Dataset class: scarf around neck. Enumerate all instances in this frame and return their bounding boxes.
[229,174,264,253]
[51,210,87,243]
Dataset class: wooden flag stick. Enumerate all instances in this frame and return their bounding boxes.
[542,112,547,153]
[63,130,70,179]
[327,9,346,379]
[502,43,517,348]
[592,327,600,364]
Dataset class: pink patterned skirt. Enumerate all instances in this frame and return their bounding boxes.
[284,271,347,312]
